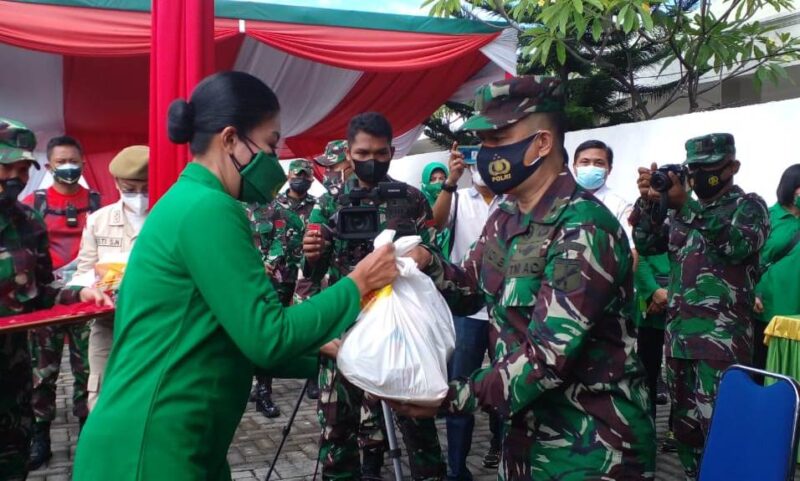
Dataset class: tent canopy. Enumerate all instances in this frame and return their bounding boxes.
[0,0,515,201]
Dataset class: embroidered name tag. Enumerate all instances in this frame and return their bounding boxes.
[96,237,122,248]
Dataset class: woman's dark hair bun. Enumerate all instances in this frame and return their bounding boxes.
[167,99,196,144]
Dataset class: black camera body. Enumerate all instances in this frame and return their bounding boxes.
[650,164,688,193]
[337,182,408,241]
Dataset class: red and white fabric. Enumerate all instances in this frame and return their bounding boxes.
[0,0,516,203]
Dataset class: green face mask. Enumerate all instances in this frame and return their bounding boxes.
[230,145,287,204]
[794,195,800,210]
[423,181,443,198]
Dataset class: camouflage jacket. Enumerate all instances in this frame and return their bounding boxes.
[630,186,769,362]
[426,171,654,476]
[246,191,316,305]
[1,203,80,318]
[294,175,436,302]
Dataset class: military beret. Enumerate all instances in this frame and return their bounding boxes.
[685,133,736,165]
[0,117,40,169]
[460,76,564,132]
[289,158,313,175]
[109,145,149,180]
[314,140,348,167]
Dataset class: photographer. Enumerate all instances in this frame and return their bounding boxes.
[630,133,769,479]
[296,112,445,481]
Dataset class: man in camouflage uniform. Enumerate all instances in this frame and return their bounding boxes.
[246,159,317,417]
[0,118,94,480]
[402,77,656,480]
[630,133,769,478]
[314,139,351,199]
[297,113,445,481]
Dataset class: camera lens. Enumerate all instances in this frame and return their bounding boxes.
[650,171,672,193]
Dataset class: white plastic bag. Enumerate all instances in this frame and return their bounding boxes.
[337,230,455,406]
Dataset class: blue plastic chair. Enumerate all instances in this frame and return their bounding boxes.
[699,365,800,481]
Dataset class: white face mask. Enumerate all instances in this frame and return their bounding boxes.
[470,165,486,187]
[121,193,149,216]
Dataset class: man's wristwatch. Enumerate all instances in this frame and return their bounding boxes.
[442,182,457,193]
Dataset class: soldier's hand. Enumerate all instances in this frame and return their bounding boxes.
[637,162,659,202]
[647,288,668,314]
[386,399,440,418]
[754,297,764,314]
[407,246,433,270]
[303,230,325,263]
[264,264,276,276]
[320,339,342,359]
[666,171,688,209]
[447,142,466,185]
[348,244,398,296]
[79,288,114,307]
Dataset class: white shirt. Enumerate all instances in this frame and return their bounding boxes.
[447,187,502,321]
[592,184,633,245]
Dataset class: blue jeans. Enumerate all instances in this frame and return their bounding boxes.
[446,316,492,480]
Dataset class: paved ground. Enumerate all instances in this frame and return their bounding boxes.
[23,354,706,480]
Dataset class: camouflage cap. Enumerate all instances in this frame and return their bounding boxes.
[460,76,564,132]
[314,140,348,167]
[685,133,736,165]
[0,117,40,168]
[288,158,313,175]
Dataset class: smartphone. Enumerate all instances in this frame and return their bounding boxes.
[457,145,480,164]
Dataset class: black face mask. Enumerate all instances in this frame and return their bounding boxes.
[289,178,312,195]
[476,133,541,195]
[691,163,730,200]
[0,177,26,208]
[353,159,390,185]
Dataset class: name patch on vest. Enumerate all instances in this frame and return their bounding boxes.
[96,237,122,248]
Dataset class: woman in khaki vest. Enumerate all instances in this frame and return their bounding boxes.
[69,145,149,411]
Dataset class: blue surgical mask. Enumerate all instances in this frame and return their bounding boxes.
[575,165,607,191]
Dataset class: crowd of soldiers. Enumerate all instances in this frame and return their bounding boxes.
[0,72,787,481]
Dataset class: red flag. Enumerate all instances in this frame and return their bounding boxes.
[148,0,216,204]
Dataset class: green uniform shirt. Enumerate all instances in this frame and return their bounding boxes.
[632,187,769,362]
[73,163,361,481]
[247,191,316,305]
[427,171,654,478]
[634,253,670,330]
[757,203,800,323]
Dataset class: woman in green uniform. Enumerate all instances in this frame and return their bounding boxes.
[73,72,397,481]
[754,164,800,368]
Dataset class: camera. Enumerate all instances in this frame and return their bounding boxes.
[650,164,687,193]
[337,182,408,241]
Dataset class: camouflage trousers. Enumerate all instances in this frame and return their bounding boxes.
[666,357,733,474]
[317,358,445,480]
[29,322,91,422]
[498,404,655,481]
[0,332,33,481]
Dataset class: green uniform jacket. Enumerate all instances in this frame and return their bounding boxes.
[634,253,670,330]
[757,203,800,323]
[73,163,361,481]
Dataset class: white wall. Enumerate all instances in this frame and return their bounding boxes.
[564,97,800,206]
